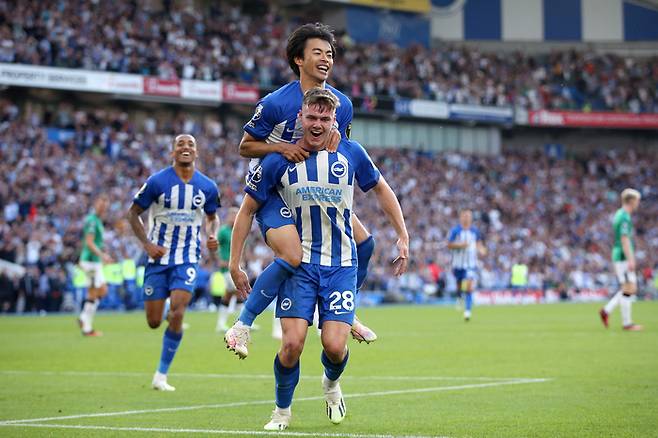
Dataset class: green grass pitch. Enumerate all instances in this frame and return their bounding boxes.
[0,302,656,437]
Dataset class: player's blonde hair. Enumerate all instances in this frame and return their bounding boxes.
[621,188,641,204]
[302,88,340,113]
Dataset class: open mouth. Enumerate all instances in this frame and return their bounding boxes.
[310,129,323,139]
[317,65,329,74]
[180,151,192,158]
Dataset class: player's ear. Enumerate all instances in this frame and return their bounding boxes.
[294,55,304,68]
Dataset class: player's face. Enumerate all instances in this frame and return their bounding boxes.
[460,211,472,227]
[172,135,197,166]
[95,197,109,217]
[301,103,335,150]
[296,38,333,82]
[630,198,640,212]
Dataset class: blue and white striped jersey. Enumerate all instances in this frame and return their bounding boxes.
[243,80,353,171]
[133,166,220,265]
[245,139,380,267]
[448,225,483,270]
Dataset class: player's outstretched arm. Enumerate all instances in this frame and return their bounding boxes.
[371,176,409,276]
[239,132,309,163]
[229,195,260,299]
[126,204,166,260]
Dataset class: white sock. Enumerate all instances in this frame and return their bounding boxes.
[217,304,229,330]
[620,294,632,326]
[604,291,622,314]
[322,374,339,390]
[272,316,282,338]
[227,295,238,313]
[81,301,94,332]
[274,406,291,416]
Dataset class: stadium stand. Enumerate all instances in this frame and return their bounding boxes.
[1,0,656,111]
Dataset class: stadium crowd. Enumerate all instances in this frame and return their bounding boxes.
[1,0,657,113]
[1,96,657,312]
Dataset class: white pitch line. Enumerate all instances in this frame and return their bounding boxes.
[0,423,451,438]
[0,378,550,425]
[0,370,540,381]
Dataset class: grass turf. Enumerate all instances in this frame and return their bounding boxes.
[0,301,656,437]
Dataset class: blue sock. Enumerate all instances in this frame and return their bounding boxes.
[321,349,349,381]
[465,292,473,312]
[239,258,295,326]
[356,236,375,291]
[158,328,182,374]
[273,355,300,409]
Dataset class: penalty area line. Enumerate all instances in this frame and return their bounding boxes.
[0,378,551,425]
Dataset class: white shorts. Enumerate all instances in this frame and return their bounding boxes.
[614,261,637,285]
[79,261,106,288]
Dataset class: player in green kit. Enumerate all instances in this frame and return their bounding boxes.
[215,207,242,332]
[599,188,643,331]
[78,195,113,336]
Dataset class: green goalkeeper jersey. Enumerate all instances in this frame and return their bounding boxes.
[80,213,104,263]
[217,224,232,273]
[612,208,634,262]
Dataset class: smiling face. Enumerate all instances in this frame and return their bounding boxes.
[296,38,333,83]
[171,134,197,166]
[300,102,335,151]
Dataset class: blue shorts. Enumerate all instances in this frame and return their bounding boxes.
[276,263,356,328]
[453,268,477,285]
[255,194,295,241]
[143,263,198,301]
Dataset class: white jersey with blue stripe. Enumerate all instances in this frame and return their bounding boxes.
[245,139,380,267]
[243,81,353,171]
[448,225,482,270]
[133,166,220,266]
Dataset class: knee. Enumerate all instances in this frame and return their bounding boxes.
[147,317,162,329]
[168,308,185,327]
[279,338,304,364]
[322,341,346,362]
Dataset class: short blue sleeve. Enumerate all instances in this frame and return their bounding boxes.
[244,154,287,204]
[133,176,160,210]
[337,97,354,139]
[243,95,279,140]
[350,141,380,192]
[448,226,461,242]
[203,183,221,215]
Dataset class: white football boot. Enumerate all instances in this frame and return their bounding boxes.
[152,371,175,391]
[224,321,250,359]
[263,407,291,431]
[323,374,346,424]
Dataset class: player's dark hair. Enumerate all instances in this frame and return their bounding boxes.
[302,88,340,112]
[286,23,337,77]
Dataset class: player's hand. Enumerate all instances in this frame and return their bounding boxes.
[206,235,219,251]
[280,143,310,163]
[325,127,341,153]
[230,266,252,300]
[391,237,409,277]
[627,259,636,272]
[145,242,167,260]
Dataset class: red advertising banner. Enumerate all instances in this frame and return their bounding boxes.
[143,77,181,97]
[528,110,658,129]
[222,82,259,104]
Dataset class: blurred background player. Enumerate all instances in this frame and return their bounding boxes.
[447,209,486,321]
[127,134,220,391]
[77,194,113,336]
[215,207,245,332]
[225,23,377,353]
[600,189,643,331]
